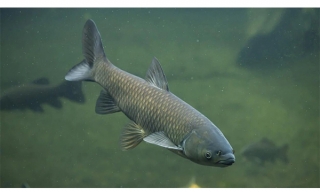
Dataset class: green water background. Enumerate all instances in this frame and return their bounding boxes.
[0,8,319,188]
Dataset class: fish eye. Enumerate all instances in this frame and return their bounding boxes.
[216,151,222,156]
[233,149,235,154]
[205,151,212,159]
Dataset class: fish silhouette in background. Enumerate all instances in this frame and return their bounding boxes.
[241,137,289,165]
[64,19,235,167]
[237,9,319,70]
[0,77,85,112]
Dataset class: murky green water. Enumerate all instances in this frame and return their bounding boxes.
[1,8,319,188]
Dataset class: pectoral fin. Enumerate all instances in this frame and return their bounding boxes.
[143,131,182,150]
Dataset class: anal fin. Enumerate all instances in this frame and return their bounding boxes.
[95,90,121,114]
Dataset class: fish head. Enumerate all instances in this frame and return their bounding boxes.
[182,124,235,167]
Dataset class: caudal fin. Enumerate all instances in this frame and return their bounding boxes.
[65,19,108,82]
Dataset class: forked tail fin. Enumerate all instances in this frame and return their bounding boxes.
[65,19,109,82]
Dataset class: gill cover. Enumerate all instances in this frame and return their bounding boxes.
[182,125,235,167]
[183,130,205,162]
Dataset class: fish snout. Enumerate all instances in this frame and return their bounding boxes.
[223,158,235,165]
[217,153,235,166]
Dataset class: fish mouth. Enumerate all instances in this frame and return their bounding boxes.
[217,158,235,166]
[215,159,235,167]
[216,153,235,167]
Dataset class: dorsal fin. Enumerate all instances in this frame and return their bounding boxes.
[145,57,169,91]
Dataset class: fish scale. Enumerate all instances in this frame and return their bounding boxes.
[65,19,235,167]
[95,64,208,146]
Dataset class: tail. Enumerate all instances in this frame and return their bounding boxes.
[279,144,289,163]
[65,19,110,82]
[59,81,85,103]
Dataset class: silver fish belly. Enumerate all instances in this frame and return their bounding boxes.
[65,19,235,167]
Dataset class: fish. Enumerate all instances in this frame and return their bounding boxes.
[0,77,85,112]
[64,19,235,167]
[241,137,289,165]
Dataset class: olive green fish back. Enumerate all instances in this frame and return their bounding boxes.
[94,62,209,146]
